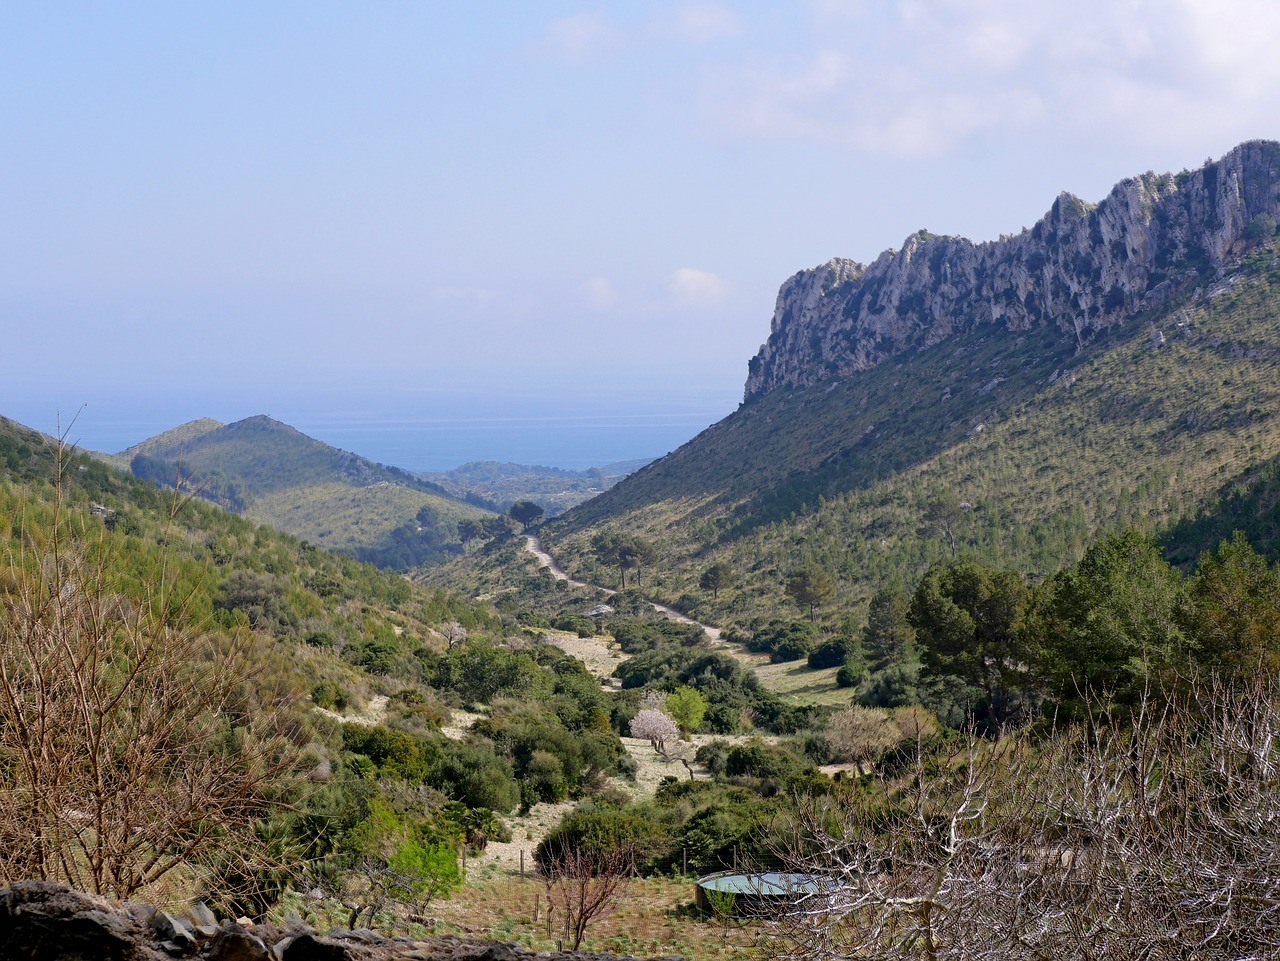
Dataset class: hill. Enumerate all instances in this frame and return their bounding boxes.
[121,416,224,458]
[1162,451,1280,567]
[124,414,493,568]
[536,142,1280,629]
[418,457,652,516]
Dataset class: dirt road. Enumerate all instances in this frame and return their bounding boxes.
[524,534,737,647]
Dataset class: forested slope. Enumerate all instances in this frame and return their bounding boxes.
[543,217,1280,632]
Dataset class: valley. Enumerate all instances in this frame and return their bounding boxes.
[7,142,1280,959]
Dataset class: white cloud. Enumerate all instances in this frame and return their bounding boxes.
[664,3,742,44]
[668,267,726,307]
[582,276,619,308]
[697,0,1280,158]
[543,11,623,63]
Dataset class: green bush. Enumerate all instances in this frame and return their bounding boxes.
[835,660,862,688]
[429,740,520,813]
[311,680,348,711]
[526,749,568,802]
[808,637,850,670]
[746,619,817,662]
[535,805,670,872]
[341,725,439,783]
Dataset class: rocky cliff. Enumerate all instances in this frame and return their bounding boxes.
[745,140,1280,399]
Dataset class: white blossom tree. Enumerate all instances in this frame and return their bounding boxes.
[629,709,680,758]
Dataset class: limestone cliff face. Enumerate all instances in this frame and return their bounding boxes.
[745,140,1280,400]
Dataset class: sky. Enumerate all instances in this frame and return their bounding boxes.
[5,1,1280,469]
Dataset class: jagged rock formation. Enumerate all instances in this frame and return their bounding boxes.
[0,882,668,961]
[745,140,1280,399]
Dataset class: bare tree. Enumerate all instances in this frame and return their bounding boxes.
[540,844,634,951]
[442,620,467,650]
[768,676,1280,960]
[0,447,303,901]
[824,706,909,768]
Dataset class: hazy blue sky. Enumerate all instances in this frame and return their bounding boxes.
[5,2,1280,467]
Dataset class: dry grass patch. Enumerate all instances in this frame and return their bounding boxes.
[436,875,759,960]
[539,630,627,686]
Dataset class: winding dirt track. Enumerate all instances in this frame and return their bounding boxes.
[524,535,725,643]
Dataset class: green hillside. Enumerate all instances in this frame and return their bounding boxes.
[250,481,487,569]
[121,416,224,459]
[125,414,493,568]
[1162,452,1280,567]
[539,239,1280,630]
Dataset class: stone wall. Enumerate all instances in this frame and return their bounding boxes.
[0,882,671,961]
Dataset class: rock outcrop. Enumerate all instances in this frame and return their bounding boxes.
[0,882,668,961]
[745,140,1280,399]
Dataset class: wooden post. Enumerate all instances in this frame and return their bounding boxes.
[521,849,526,878]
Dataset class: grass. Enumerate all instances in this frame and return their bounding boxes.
[274,874,761,958]
[753,662,848,706]
[249,481,489,556]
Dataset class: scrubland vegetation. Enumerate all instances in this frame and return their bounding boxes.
[5,236,1280,956]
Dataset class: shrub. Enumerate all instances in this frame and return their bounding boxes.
[824,706,904,765]
[526,749,569,802]
[746,619,817,661]
[342,725,438,783]
[428,740,520,813]
[807,637,850,669]
[535,806,670,872]
[312,680,348,711]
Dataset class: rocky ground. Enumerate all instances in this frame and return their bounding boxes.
[0,881,676,961]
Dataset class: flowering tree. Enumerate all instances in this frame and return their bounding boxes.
[629,709,680,757]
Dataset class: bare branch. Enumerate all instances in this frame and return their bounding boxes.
[767,677,1280,959]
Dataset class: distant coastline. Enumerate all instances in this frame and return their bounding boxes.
[47,405,722,474]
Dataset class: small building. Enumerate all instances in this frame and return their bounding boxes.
[587,604,614,617]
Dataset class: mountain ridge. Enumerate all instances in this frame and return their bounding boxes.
[746,139,1280,399]
[532,141,1280,628]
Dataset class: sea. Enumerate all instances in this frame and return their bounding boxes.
[27,392,735,474]
[284,409,723,472]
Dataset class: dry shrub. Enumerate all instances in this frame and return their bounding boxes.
[769,676,1280,960]
[0,452,303,901]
